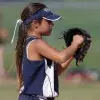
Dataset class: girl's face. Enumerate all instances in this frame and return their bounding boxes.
[38,18,54,36]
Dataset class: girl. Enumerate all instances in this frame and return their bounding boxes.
[14,2,83,100]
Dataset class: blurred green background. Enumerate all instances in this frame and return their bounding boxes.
[0,0,100,100]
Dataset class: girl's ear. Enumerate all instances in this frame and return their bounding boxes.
[31,20,40,29]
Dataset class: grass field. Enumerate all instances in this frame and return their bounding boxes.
[0,79,100,100]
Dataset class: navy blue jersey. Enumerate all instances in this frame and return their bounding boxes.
[20,36,59,98]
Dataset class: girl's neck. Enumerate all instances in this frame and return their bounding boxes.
[27,30,42,39]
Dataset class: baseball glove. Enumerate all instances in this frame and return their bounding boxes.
[62,27,92,66]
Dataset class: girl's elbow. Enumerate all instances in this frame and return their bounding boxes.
[57,55,66,63]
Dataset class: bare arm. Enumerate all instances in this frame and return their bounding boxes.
[56,57,74,76]
[35,39,78,63]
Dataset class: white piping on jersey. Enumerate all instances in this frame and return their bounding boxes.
[19,85,24,94]
[43,59,58,97]
[26,36,33,40]
[26,40,35,59]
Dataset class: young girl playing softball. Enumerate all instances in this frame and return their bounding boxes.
[13,2,83,100]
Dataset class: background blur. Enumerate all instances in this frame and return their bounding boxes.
[0,0,100,100]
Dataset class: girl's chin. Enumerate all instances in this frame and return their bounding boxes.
[43,32,51,36]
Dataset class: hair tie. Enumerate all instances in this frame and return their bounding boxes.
[11,19,23,44]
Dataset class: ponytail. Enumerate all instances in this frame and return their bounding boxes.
[15,23,27,91]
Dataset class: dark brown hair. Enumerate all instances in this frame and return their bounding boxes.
[15,3,46,91]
